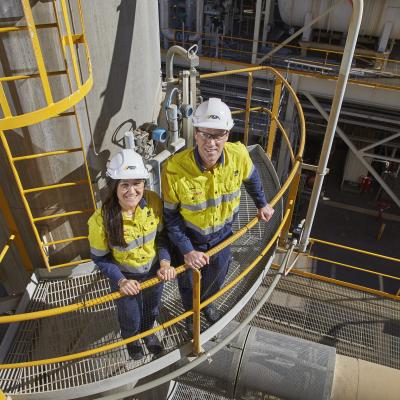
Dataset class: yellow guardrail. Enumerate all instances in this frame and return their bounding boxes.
[290,237,400,298]
[0,207,292,369]
[0,65,305,369]
[170,28,400,91]
[0,0,96,272]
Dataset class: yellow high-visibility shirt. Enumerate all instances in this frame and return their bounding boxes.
[88,190,163,274]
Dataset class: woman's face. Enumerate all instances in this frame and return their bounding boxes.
[116,179,145,212]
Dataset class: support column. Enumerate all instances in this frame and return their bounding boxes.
[261,0,272,46]
[251,0,262,64]
[299,0,364,252]
[276,74,299,179]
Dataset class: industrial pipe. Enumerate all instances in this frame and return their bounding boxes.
[165,45,199,82]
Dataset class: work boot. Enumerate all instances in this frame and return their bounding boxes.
[203,304,222,324]
[127,343,144,361]
[144,334,163,355]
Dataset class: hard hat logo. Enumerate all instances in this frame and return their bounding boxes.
[192,97,234,131]
[106,149,149,180]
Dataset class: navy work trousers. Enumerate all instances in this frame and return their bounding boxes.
[177,246,231,312]
[110,263,163,340]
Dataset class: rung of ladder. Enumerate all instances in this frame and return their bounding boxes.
[13,147,83,161]
[49,258,92,270]
[24,180,89,194]
[44,236,88,247]
[0,23,58,34]
[0,70,67,83]
[33,209,93,222]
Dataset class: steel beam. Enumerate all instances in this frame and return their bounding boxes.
[299,0,364,251]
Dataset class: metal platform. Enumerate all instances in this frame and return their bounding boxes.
[0,145,283,399]
[238,270,400,371]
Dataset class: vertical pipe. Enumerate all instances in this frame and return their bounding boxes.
[299,0,364,252]
[244,72,253,145]
[261,0,272,46]
[266,78,282,159]
[251,0,262,64]
[279,168,302,247]
[196,0,204,52]
[182,71,192,147]
[192,268,202,355]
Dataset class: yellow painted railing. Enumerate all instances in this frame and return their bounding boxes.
[0,65,305,370]
[0,0,96,271]
[170,29,400,91]
[289,237,400,298]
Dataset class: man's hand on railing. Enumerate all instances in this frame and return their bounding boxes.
[118,278,141,296]
[157,260,177,281]
[184,250,209,269]
[258,204,275,222]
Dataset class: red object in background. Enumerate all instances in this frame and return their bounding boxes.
[360,176,372,192]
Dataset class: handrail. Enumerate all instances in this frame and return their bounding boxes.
[169,28,400,71]
[271,263,400,302]
[0,206,292,369]
[307,255,400,282]
[168,27,400,91]
[0,234,15,264]
[309,238,400,263]
[0,65,305,370]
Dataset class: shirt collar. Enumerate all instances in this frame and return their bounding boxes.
[194,146,224,172]
[139,196,147,209]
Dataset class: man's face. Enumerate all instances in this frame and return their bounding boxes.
[194,127,229,169]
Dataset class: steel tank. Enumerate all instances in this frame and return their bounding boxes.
[278,0,400,39]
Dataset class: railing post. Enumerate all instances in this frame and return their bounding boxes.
[279,166,301,247]
[266,78,282,158]
[192,268,202,355]
[244,72,253,145]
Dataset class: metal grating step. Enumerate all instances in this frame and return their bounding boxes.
[0,145,283,398]
[238,271,400,370]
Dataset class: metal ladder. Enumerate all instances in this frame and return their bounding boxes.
[0,0,95,271]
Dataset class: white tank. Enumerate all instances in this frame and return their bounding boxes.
[278,0,400,39]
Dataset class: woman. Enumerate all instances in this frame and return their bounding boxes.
[88,149,176,360]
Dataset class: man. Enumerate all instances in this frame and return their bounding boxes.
[162,98,274,333]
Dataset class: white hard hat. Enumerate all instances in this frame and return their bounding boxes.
[106,149,149,180]
[192,98,234,130]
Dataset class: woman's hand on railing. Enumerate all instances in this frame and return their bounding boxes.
[157,260,177,281]
[184,250,209,269]
[118,278,141,296]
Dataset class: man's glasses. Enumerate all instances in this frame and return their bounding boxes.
[196,130,228,143]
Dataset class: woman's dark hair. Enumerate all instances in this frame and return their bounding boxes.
[102,180,127,247]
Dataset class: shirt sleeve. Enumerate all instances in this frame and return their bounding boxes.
[150,191,172,262]
[243,164,268,209]
[87,210,110,256]
[161,163,195,255]
[90,253,125,283]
